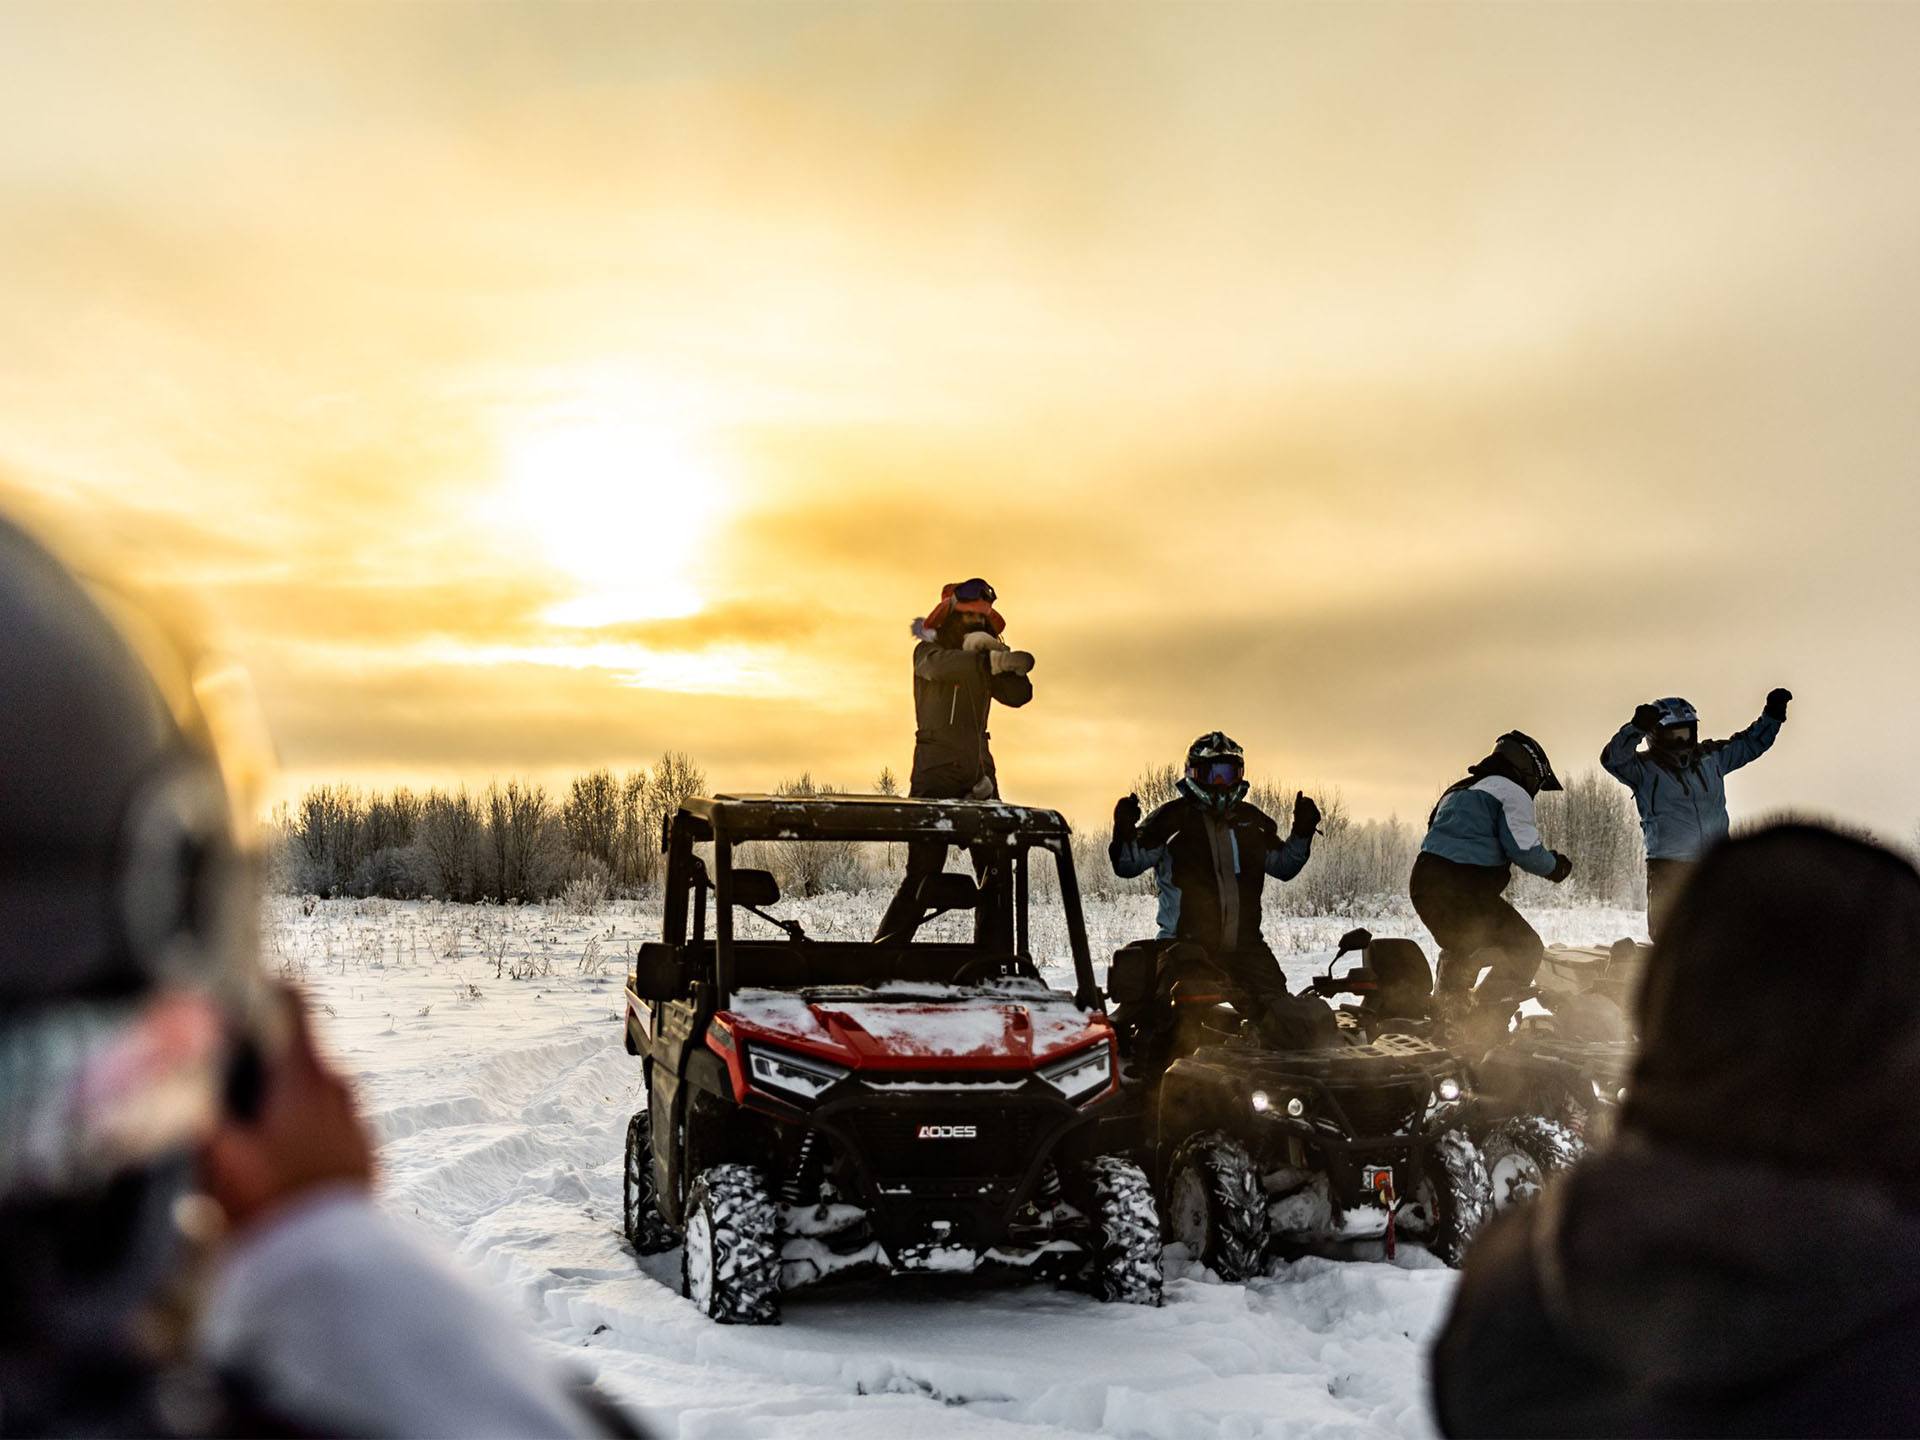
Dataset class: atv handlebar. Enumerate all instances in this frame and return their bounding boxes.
[1306,968,1377,1000]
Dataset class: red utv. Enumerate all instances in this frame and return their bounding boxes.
[620,794,1162,1323]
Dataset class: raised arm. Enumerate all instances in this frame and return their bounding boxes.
[1264,830,1312,882]
[1263,792,1318,881]
[1109,793,1161,878]
[1601,719,1649,786]
[1713,700,1784,775]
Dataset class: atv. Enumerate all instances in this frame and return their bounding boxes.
[1095,941,1488,1277]
[1319,929,1638,1216]
[620,793,1161,1323]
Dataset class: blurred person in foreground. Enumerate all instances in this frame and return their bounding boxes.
[1431,822,1920,1438]
[0,512,636,1437]
[875,577,1034,944]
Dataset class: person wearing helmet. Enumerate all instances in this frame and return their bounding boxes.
[0,513,636,1437]
[1109,733,1336,1050]
[875,577,1034,944]
[1602,690,1792,938]
[1412,731,1575,1018]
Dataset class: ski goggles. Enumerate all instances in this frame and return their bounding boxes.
[951,577,996,605]
[1188,759,1245,789]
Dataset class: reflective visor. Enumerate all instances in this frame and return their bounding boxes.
[1190,758,1245,789]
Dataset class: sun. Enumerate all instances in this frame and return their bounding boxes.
[501,417,729,626]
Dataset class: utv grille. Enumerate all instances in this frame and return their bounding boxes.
[1325,1081,1425,1137]
[843,1109,1047,1179]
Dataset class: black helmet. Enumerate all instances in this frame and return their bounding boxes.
[1490,730,1563,795]
[1183,731,1248,806]
[0,512,274,1410]
[1649,696,1699,751]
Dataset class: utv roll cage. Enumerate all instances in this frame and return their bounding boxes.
[646,794,1100,1009]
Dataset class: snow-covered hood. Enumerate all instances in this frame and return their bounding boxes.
[722,982,1110,1070]
[1541,1144,1920,1390]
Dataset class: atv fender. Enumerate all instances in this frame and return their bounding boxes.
[1156,1056,1266,1165]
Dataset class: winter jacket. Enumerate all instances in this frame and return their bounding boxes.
[1109,782,1311,952]
[1601,712,1780,862]
[1431,1144,1920,1437]
[1419,776,1557,879]
[907,638,1032,799]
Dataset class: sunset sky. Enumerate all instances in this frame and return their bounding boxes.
[4,2,1917,838]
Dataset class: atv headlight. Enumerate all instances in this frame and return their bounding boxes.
[746,1044,849,1103]
[1250,1088,1307,1118]
[1425,1073,1465,1118]
[1039,1041,1113,1105]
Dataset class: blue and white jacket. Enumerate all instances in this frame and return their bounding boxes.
[1420,776,1559,878]
[1601,712,1781,862]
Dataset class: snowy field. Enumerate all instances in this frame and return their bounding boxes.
[275,892,1643,1440]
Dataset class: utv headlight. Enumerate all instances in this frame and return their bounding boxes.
[1039,1041,1114,1105]
[1437,1077,1462,1103]
[746,1044,850,1103]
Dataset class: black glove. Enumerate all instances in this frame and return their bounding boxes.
[1632,703,1662,733]
[1765,687,1792,722]
[1291,791,1322,839]
[1547,852,1574,885]
[1113,793,1142,838]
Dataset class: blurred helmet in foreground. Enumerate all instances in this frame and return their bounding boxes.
[0,508,274,1303]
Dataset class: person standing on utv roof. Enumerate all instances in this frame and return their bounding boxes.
[1432,824,1920,1438]
[1109,733,1338,1049]
[1602,689,1791,938]
[874,577,1034,943]
[1412,731,1574,1006]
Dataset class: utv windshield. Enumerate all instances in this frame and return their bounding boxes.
[660,797,1098,1007]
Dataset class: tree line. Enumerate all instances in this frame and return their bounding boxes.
[269,753,1648,911]
[272,753,708,903]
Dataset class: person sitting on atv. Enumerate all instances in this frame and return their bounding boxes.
[875,577,1035,944]
[1601,689,1792,938]
[1432,823,1920,1437]
[1109,732,1337,1052]
[1411,731,1574,1027]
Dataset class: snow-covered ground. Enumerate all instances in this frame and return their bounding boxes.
[276,893,1643,1440]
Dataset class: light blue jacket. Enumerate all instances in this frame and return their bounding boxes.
[1601,712,1781,862]
[1420,776,1559,878]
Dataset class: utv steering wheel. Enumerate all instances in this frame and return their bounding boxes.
[950,955,1021,987]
